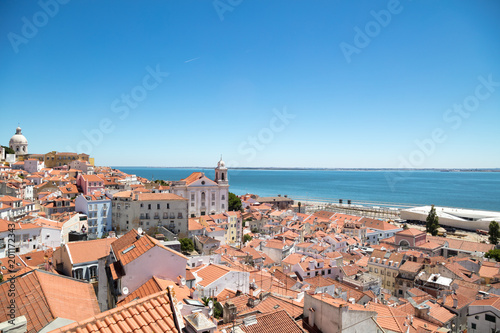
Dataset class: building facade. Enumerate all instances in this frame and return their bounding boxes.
[112,191,189,236]
[75,193,112,239]
[171,159,229,217]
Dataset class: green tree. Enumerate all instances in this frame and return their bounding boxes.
[426,205,439,236]
[201,297,223,318]
[243,234,252,243]
[402,224,409,230]
[179,238,194,253]
[298,202,301,213]
[485,248,500,261]
[489,221,500,245]
[228,192,242,211]
[1,146,15,155]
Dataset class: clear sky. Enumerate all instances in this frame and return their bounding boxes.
[1,0,499,168]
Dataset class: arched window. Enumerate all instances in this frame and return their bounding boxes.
[201,192,205,201]
[221,172,225,181]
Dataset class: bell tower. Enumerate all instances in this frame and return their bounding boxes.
[215,156,228,185]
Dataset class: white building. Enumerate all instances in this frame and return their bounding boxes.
[467,296,500,333]
[24,159,44,174]
[9,126,28,156]
[69,160,94,175]
[0,219,61,258]
[112,191,188,236]
[171,158,229,217]
[75,193,112,239]
[401,205,500,231]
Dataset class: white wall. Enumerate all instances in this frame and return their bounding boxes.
[119,245,187,300]
[201,270,249,298]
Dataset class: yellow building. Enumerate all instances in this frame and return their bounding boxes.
[26,151,91,168]
[367,250,405,295]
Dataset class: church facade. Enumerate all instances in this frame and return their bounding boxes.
[171,158,229,217]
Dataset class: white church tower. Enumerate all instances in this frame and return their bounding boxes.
[215,156,228,185]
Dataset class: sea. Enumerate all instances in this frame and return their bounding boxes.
[113,167,500,212]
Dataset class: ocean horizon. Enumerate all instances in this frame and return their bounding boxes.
[112,167,500,212]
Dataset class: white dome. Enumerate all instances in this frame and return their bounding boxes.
[10,127,28,145]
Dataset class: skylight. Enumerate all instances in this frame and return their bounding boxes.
[122,245,136,254]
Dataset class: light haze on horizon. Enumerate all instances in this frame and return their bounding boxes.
[1,0,499,168]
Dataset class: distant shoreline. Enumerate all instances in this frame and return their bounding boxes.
[112,166,500,172]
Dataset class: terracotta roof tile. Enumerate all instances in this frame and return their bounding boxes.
[50,289,179,333]
[0,270,100,333]
[111,230,187,267]
[64,237,116,264]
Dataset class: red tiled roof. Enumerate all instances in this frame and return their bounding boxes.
[65,237,116,264]
[195,264,234,287]
[49,289,179,333]
[137,192,187,201]
[0,270,100,333]
[112,230,187,266]
[237,309,304,333]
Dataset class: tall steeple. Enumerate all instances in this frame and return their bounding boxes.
[215,156,228,185]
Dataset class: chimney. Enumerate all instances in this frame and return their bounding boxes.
[0,315,27,332]
[442,293,447,305]
[453,297,458,309]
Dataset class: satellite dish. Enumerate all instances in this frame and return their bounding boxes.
[138,227,143,234]
[122,287,129,295]
[208,300,214,309]
[180,277,186,286]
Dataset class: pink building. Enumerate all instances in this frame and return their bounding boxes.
[77,174,104,195]
[108,229,188,303]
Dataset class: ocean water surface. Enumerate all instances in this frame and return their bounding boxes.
[113,167,500,212]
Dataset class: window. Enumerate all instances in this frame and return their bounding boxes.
[222,195,225,200]
[157,204,160,209]
[375,268,378,273]
[191,194,195,200]
[369,267,372,272]
[328,269,331,274]
[485,314,496,323]
[140,203,143,208]
[471,323,476,329]
[73,269,83,280]
[167,203,170,209]
[163,212,168,218]
[222,204,225,209]
[89,266,97,279]
[212,193,215,200]
[148,204,151,210]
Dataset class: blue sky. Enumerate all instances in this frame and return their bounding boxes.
[1,0,499,168]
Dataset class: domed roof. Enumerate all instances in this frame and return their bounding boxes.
[9,127,28,145]
[217,156,226,168]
